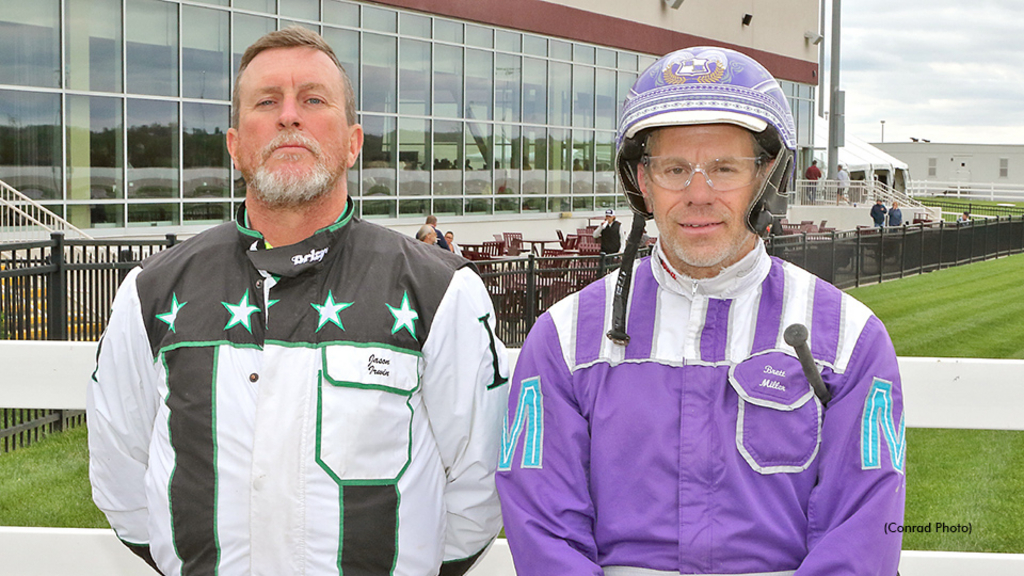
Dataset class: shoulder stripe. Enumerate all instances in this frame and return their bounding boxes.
[624,259,657,361]
[751,260,786,354]
[811,277,843,365]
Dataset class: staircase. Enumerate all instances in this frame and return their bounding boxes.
[1,179,93,242]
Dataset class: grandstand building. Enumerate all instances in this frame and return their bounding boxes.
[1,0,819,238]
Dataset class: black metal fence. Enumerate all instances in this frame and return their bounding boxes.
[1,408,86,455]
[2,218,1023,347]
[767,216,1024,290]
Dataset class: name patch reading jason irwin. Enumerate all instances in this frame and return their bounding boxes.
[884,521,972,535]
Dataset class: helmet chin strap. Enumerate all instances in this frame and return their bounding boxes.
[606,213,650,345]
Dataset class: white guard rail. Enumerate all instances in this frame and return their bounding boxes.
[2,342,1023,575]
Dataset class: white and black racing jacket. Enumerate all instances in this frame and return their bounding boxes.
[88,201,509,576]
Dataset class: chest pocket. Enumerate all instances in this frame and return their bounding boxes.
[317,345,421,482]
[729,351,822,475]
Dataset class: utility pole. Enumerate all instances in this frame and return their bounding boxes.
[826,0,844,180]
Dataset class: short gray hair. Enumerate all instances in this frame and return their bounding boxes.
[232,26,356,128]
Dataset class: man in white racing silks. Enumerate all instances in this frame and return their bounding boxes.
[497,47,905,576]
[88,27,508,576]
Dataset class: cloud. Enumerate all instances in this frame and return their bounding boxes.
[839,0,1024,144]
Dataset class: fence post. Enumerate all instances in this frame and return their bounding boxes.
[166,233,178,247]
[47,232,67,341]
[830,231,837,285]
[855,228,862,288]
[878,226,884,285]
[525,254,536,332]
[598,253,609,278]
[899,226,907,279]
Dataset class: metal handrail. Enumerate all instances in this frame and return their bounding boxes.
[0,179,93,241]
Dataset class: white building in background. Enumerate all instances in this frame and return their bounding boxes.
[875,142,1024,187]
[1,0,820,241]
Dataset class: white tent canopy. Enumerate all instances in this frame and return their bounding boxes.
[813,122,910,191]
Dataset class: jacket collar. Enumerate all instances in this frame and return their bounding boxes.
[650,238,770,300]
[235,198,355,277]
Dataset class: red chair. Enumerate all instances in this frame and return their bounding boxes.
[503,232,524,256]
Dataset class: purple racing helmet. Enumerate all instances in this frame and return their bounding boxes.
[615,46,796,236]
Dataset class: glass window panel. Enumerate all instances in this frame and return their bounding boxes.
[466,49,493,121]
[495,197,519,214]
[399,198,428,218]
[597,195,617,210]
[494,124,519,195]
[127,99,179,199]
[184,202,230,223]
[547,197,569,213]
[323,27,360,112]
[522,58,546,125]
[466,198,492,215]
[573,65,595,127]
[572,129,594,197]
[65,0,121,92]
[361,115,397,197]
[363,33,397,114]
[548,128,570,196]
[495,30,520,53]
[595,131,615,196]
[596,48,616,68]
[618,52,638,71]
[399,39,431,116]
[280,0,318,21]
[549,40,571,61]
[66,95,123,212]
[433,44,463,118]
[0,1,60,88]
[87,204,125,227]
[522,197,545,212]
[433,120,462,196]
[233,14,275,76]
[129,203,179,226]
[362,5,396,33]
[359,199,395,218]
[434,20,463,43]
[126,0,178,97]
[183,103,230,198]
[573,44,595,65]
[548,61,571,127]
[798,98,813,148]
[638,55,657,72]
[400,13,430,38]
[183,7,229,100]
[595,69,616,130]
[523,35,546,57]
[432,198,462,216]
[398,117,430,196]
[324,1,358,27]
[495,53,521,123]
[0,90,62,200]
[190,0,228,5]
[617,71,637,124]
[465,123,492,195]
[572,195,593,211]
[232,0,275,13]
[466,25,492,48]
[521,126,546,195]
[280,20,319,33]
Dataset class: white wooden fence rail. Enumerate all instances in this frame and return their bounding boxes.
[2,342,1023,575]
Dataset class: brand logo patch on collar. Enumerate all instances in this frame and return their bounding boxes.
[292,247,329,266]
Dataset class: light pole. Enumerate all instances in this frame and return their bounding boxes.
[880,120,885,143]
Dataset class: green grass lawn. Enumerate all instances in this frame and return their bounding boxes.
[849,252,1024,552]
[0,425,107,528]
[3,254,1024,553]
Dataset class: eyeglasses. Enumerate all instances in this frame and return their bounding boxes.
[641,155,767,192]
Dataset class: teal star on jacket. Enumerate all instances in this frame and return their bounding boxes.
[155,293,186,333]
[222,289,261,333]
[311,290,353,332]
[386,290,420,339]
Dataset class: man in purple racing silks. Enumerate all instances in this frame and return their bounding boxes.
[496,47,906,576]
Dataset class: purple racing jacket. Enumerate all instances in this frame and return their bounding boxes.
[496,243,905,575]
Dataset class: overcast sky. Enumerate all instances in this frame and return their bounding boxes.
[836,0,1024,145]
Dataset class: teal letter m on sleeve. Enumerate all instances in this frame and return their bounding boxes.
[499,377,544,471]
[861,378,906,473]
